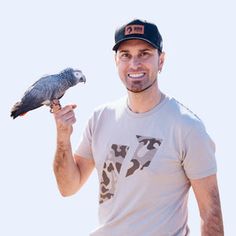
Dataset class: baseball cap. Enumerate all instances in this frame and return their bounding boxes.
[112,19,163,52]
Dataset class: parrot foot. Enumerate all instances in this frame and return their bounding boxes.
[50,99,61,113]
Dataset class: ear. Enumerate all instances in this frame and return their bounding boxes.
[158,52,165,73]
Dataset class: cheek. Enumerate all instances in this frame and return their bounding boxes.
[117,63,127,79]
[145,63,157,74]
[153,65,159,76]
[149,61,159,75]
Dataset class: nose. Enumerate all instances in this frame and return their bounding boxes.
[130,56,141,69]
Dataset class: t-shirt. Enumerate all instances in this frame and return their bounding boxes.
[75,94,217,236]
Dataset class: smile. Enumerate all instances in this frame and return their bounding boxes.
[128,73,145,79]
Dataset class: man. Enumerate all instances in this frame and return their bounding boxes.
[53,19,224,235]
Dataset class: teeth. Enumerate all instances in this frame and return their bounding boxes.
[128,73,145,78]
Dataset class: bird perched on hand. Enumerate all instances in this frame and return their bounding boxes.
[10,68,86,119]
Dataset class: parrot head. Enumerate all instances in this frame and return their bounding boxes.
[61,68,86,86]
[73,69,86,83]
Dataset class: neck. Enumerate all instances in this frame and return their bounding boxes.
[127,86,163,113]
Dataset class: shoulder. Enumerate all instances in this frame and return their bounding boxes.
[93,96,127,118]
[164,96,206,134]
[84,97,127,135]
[86,96,127,127]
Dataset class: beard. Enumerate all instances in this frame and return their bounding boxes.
[126,77,157,93]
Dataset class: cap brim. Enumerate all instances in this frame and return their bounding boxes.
[112,37,158,51]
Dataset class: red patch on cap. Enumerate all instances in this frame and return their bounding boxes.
[125,25,144,35]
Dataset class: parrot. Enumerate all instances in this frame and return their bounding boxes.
[10,68,86,119]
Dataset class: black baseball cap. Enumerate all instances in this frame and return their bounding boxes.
[112,19,163,52]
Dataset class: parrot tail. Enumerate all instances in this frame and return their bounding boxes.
[10,102,25,119]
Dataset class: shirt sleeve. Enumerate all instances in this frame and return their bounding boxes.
[182,122,217,179]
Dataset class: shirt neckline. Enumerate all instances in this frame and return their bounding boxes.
[124,93,170,118]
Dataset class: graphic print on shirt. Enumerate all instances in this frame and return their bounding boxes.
[126,135,162,177]
[99,136,162,204]
[99,144,129,204]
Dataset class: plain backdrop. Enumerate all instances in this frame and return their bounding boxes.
[1,0,235,235]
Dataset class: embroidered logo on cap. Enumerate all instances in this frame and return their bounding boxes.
[125,25,144,35]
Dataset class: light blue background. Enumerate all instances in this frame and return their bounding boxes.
[1,0,235,235]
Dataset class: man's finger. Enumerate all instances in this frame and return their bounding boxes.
[54,104,77,116]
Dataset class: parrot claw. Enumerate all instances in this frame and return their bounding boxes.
[50,99,61,113]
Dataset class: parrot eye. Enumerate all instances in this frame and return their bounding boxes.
[74,72,80,77]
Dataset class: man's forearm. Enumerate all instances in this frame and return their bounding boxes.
[201,188,224,235]
[53,140,81,196]
[201,213,224,235]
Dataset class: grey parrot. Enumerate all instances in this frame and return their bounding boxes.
[10,68,86,119]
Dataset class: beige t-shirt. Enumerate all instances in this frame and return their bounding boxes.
[76,95,217,236]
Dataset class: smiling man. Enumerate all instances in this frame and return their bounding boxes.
[53,19,224,235]
[115,39,164,113]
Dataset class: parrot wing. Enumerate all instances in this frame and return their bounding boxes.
[10,75,61,119]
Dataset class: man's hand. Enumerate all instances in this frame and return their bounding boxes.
[53,104,77,143]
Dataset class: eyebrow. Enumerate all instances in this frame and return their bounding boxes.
[118,49,129,53]
[139,49,153,52]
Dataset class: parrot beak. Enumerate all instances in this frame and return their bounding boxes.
[79,75,86,83]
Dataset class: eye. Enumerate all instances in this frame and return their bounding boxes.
[119,52,131,61]
[74,72,80,77]
[139,51,150,58]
